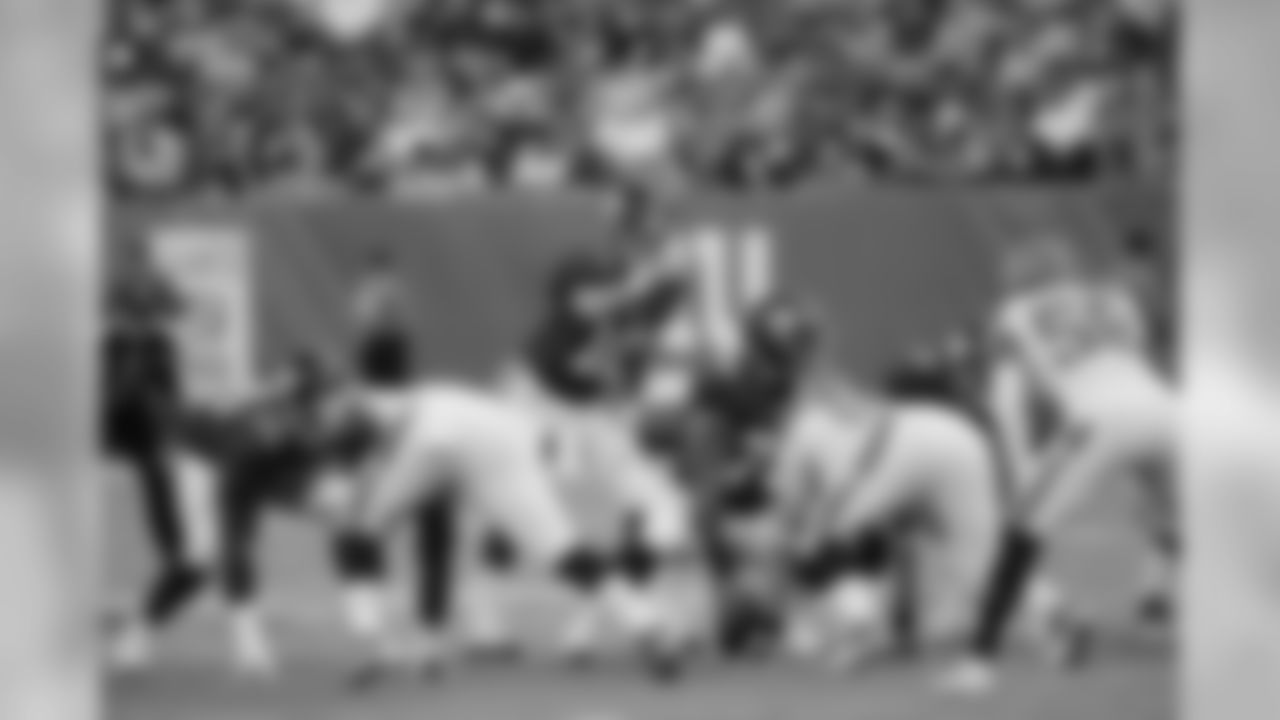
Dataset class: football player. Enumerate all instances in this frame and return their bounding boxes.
[497,195,704,663]
[948,235,1176,692]
[683,297,827,656]
[765,369,1004,669]
[102,254,199,668]
[352,374,690,678]
[1090,229,1179,623]
[108,355,389,677]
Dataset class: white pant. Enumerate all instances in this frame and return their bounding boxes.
[831,404,1003,639]
[546,402,691,551]
[1026,360,1176,535]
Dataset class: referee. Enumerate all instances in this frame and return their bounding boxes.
[105,249,198,667]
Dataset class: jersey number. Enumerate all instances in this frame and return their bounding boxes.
[683,224,776,360]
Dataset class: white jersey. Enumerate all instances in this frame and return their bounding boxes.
[395,381,544,482]
[653,224,775,370]
[362,379,577,563]
[995,278,1154,416]
[770,384,888,544]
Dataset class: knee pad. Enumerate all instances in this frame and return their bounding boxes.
[332,532,387,580]
[616,533,658,583]
[555,546,608,592]
[481,531,519,572]
[791,529,894,593]
[840,528,896,575]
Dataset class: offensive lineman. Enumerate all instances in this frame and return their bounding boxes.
[348,376,689,677]
[764,363,1004,669]
[495,192,706,662]
[949,235,1177,692]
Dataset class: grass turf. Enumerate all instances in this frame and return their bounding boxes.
[102,468,1172,720]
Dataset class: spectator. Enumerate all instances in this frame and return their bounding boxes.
[104,0,1177,199]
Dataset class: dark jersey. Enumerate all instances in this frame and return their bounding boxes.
[102,323,180,455]
[687,325,811,523]
[697,311,809,454]
[104,324,179,405]
[609,267,688,397]
[356,321,415,387]
[527,248,631,402]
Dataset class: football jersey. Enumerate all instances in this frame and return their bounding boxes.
[104,323,179,406]
[697,306,810,444]
[526,249,628,401]
[400,383,547,488]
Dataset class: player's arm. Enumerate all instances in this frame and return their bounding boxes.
[569,281,627,319]
[1112,283,1156,361]
[985,322,1040,499]
[602,245,685,324]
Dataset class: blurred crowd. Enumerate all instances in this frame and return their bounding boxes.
[105,0,1177,201]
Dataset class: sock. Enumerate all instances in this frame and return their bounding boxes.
[969,527,1043,658]
[553,547,612,657]
[888,534,919,655]
[228,603,274,670]
[1024,576,1064,627]
[412,498,455,630]
[144,563,205,627]
[110,618,155,668]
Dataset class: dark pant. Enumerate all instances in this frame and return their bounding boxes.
[411,491,457,629]
[108,399,204,626]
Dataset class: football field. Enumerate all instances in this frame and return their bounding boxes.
[103,474,1173,720]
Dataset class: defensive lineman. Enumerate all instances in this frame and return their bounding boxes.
[949,235,1177,692]
[767,370,1004,667]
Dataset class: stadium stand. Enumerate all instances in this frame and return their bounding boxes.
[105,0,1175,200]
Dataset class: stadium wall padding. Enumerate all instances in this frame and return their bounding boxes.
[111,180,1172,380]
